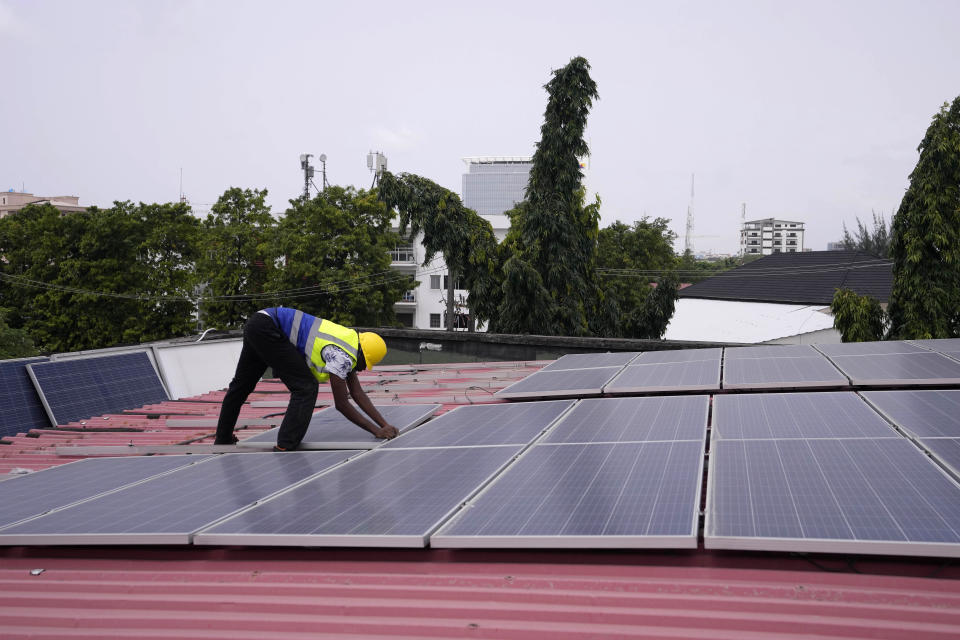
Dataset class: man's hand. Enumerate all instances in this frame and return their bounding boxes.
[375,425,399,439]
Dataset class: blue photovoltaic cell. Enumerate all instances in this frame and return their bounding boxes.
[722,356,848,390]
[920,439,960,478]
[0,452,354,545]
[494,367,624,399]
[724,345,818,360]
[195,446,522,547]
[604,360,720,393]
[542,396,708,443]
[0,455,211,530]
[830,352,960,386]
[861,390,960,438]
[0,357,50,437]
[431,441,703,548]
[241,404,440,448]
[816,341,928,357]
[707,438,960,556]
[909,339,960,360]
[634,348,723,364]
[541,352,639,371]
[28,352,169,425]
[713,392,897,439]
[381,400,574,449]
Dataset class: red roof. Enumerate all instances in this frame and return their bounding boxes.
[2,360,959,638]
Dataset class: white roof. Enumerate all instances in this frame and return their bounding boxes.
[664,298,836,344]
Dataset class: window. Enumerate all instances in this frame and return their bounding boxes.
[401,290,415,302]
[430,275,441,289]
[444,313,470,329]
[396,312,414,328]
[429,314,441,328]
[443,275,465,290]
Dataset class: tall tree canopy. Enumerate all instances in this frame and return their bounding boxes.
[841,211,891,258]
[196,187,277,330]
[503,56,600,336]
[887,95,960,339]
[270,186,413,326]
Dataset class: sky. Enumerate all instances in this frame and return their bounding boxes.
[2,0,959,255]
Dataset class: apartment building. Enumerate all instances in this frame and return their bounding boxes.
[740,218,805,255]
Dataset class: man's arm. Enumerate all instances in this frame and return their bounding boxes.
[329,373,398,439]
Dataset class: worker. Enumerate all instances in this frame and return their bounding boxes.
[214,307,398,450]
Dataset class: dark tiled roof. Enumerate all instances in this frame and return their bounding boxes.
[679,250,893,304]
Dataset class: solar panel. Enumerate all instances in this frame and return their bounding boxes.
[861,390,960,438]
[0,455,211,530]
[0,452,354,545]
[0,356,50,437]
[604,360,720,394]
[540,352,639,371]
[722,356,848,390]
[919,439,960,478]
[724,345,819,360]
[706,438,960,557]
[27,351,169,425]
[194,446,522,547]
[816,341,928,357]
[713,392,898,439]
[239,404,440,449]
[494,367,623,400]
[830,352,960,386]
[380,400,574,449]
[542,396,708,444]
[431,441,704,549]
[909,339,960,360]
[634,348,723,364]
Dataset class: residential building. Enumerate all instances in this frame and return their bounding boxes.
[666,249,892,343]
[740,217,805,255]
[391,157,530,330]
[0,190,85,218]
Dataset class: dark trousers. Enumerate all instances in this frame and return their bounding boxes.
[215,312,319,449]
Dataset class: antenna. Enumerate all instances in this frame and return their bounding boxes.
[319,154,328,191]
[740,202,747,257]
[367,151,387,188]
[179,168,186,204]
[299,154,314,199]
[684,173,695,256]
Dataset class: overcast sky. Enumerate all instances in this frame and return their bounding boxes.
[2,0,959,254]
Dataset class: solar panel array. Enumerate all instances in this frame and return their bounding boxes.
[910,338,960,361]
[0,356,50,437]
[722,346,849,390]
[240,404,440,449]
[27,351,169,425]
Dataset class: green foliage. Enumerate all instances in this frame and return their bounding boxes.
[629,273,680,340]
[841,210,890,258]
[196,187,277,330]
[887,96,960,339]
[269,186,412,326]
[378,171,503,329]
[831,289,887,342]
[504,56,600,336]
[0,308,37,359]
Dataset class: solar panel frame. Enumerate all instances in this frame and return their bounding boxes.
[918,438,960,479]
[633,348,723,364]
[604,360,720,394]
[239,404,441,449]
[379,400,575,449]
[194,446,523,548]
[722,356,849,390]
[815,341,929,357]
[430,439,705,549]
[0,455,213,531]
[704,436,960,557]
[0,452,356,545]
[27,351,170,426]
[829,352,960,386]
[724,345,819,360]
[0,356,51,437]
[494,367,624,400]
[908,339,960,361]
[860,390,960,438]
[541,396,709,444]
[540,352,640,372]
[713,392,899,440]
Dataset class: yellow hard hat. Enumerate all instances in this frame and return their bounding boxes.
[358,332,387,369]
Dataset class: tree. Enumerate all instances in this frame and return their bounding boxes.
[502,56,600,336]
[887,96,960,339]
[831,288,887,342]
[196,187,277,330]
[0,308,37,359]
[269,186,413,327]
[841,210,891,258]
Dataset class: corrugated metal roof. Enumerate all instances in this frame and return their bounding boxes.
[2,359,960,638]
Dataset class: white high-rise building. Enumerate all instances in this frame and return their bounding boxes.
[740,218,805,256]
[391,157,531,330]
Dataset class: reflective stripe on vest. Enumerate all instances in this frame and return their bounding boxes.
[305,319,360,382]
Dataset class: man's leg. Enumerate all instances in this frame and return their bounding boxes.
[214,322,268,444]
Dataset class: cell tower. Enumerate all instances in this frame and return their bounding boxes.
[684,173,695,256]
[367,151,387,188]
[299,154,314,199]
[740,202,746,257]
